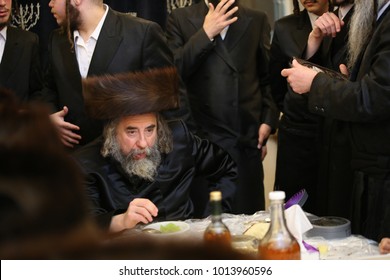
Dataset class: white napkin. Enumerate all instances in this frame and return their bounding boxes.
[285,204,313,251]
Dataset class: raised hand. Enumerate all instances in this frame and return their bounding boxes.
[203,0,238,40]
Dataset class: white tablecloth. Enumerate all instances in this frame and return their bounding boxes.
[184,211,381,260]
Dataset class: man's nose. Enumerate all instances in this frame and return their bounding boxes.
[136,134,148,148]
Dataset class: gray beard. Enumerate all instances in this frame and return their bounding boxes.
[348,0,389,68]
[110,142,161,182]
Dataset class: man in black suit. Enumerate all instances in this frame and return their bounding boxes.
[74,67,237,232]
[165,0,279,214]
[270,0,329,214]
[282,0,390,243]
[0,0,43,102]
[304,0,355,218]
[42,0,188,149]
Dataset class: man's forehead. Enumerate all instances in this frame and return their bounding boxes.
[119,113,157,127]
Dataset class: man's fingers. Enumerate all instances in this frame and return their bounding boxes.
[61,122,80,131]
[216,0,231,12]
[131,198,158,217]
[226,6,238,18]
[61,127,81,137]
[339,64,349,76]
[61,137,74,148]
[281,68,289,78]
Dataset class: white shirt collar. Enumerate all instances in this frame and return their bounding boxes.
[307,12,319,29]
[378,1,390,20]
[338,4,354,20]
[0,26,7,41]
[0,27,6,64]
[73,4,109,42]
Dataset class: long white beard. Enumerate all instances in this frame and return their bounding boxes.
[120,145,161,182]
[123,146,161,182]
[106,139,161,182]
[348,0,389,68]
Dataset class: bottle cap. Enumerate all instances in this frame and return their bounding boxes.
[210,191,222,201]
[269,191,285,200]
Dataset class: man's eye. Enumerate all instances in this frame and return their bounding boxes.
[127,130,137,136]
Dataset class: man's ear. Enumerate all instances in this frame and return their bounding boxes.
[73,0,82,7]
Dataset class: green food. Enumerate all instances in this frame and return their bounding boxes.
[160,223,181,233]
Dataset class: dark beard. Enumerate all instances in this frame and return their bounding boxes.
[209,0,239,10]
[68,3,82,32]
[333,0,354,6]
[111,142,162,182]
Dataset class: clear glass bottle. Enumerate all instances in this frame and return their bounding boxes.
[203,191,232,246]
[258,191,301,260]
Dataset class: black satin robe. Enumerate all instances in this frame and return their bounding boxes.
[73,120,237,229]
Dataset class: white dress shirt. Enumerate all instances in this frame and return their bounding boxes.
[73,4,109,78]
[307,11,320,29]
[337,4,354,20]
[0,27,7,64]
[378,1,390,20]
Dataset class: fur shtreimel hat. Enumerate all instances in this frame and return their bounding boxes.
[82,67,179,120]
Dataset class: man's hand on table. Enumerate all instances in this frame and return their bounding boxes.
[109,198,158,232]
[379,237,390,254]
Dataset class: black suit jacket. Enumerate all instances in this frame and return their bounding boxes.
[271,10,322,214]
[309,5,390,241]
[73,120,237,228]
[41,8,184,147]
[270,10,317,126]
[166,2,279,150]
[320,6,354,71]
[315,6,355,218]
[0,27,43,102]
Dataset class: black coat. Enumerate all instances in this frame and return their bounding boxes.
[308,5,390,242]
[270,10,312,114]
[166,2,279,214]
[270,10,321,214]
[315,7,355,219]
[73,120,237,229]
[0,27,43,102]
[166,2,278,148]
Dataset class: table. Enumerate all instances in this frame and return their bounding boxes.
[116,211,387,260]
[182,211,382,260]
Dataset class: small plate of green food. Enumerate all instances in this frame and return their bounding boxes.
[142,221,190,235]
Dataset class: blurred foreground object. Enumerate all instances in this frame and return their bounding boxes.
[0,89,99,259]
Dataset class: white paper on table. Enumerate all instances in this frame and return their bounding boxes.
[285,204,313,253]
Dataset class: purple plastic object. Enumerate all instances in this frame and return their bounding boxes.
[284,189,308,209]
[302,240,319,253]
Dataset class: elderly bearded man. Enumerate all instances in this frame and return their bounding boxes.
[73,67,237,233]
[282,0,390,243]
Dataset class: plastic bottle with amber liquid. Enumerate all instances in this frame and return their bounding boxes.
[258,191,301,259]
[203,191,232,246]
